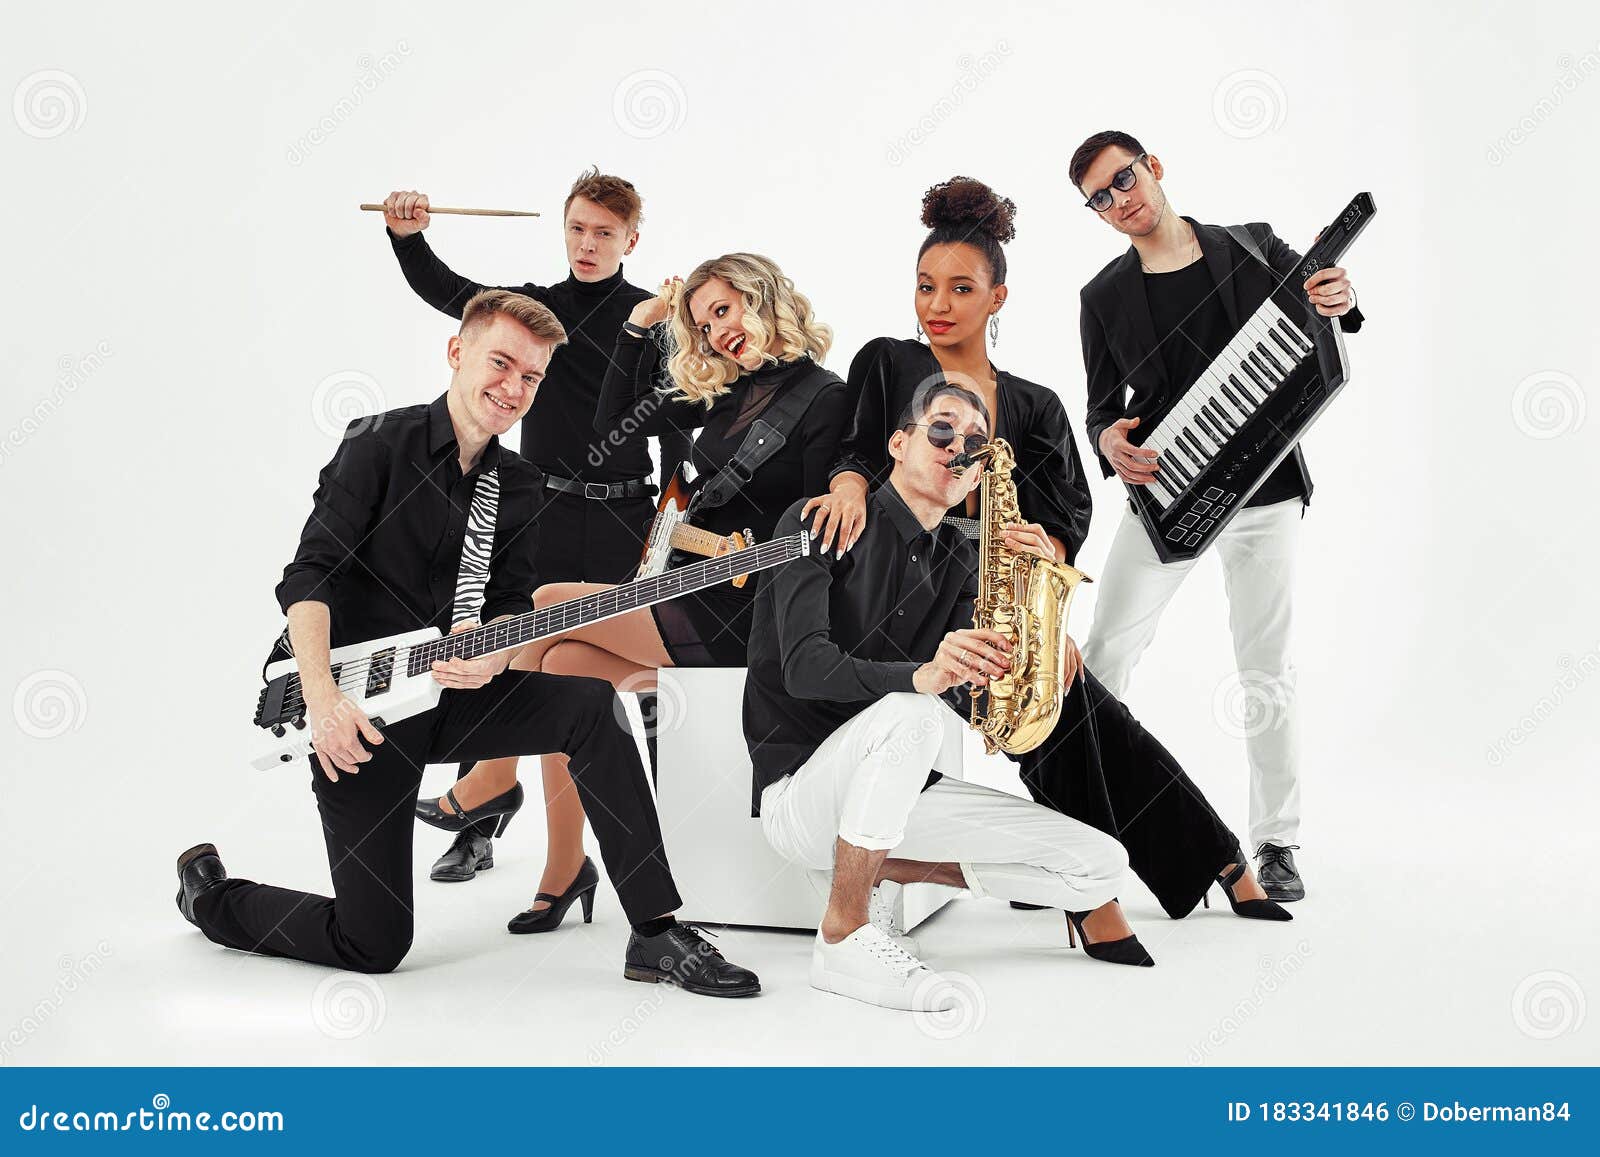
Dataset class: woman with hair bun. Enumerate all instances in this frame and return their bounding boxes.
[812,175,1092,567]
[805,178,1290,941]
[418,252,853,935]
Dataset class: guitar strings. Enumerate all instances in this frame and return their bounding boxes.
[267,537,801,718]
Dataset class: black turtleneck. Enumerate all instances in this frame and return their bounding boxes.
[387,228,657,482]
[596,328,853,549]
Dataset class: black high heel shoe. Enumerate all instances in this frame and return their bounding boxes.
[1202,860,1293,921]
[1064,903,1155,967]
[414,782,524,836]
[507,857,599,934]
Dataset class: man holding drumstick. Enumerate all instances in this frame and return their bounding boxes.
[382,170,685,886]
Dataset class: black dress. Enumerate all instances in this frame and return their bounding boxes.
[830,336,1093,563]
[830,335,1238,917]
[597,329,852,666]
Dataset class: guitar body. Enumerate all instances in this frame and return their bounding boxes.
[638,468,752,586]
[251,627,442,771]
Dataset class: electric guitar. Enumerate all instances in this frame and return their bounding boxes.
[637,468,753,587]
[250,533,808,770]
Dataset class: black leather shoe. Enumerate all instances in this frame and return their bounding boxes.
[175,842,227,926]
[507,857,599,934]
[430,830,495,883]
[623,923,761,997]
[1255,843,1305,902]
[414,782,524,835]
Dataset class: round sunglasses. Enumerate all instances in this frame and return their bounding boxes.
[906,420,988,457]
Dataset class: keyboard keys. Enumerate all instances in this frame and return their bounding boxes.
[1137,299,1317,519]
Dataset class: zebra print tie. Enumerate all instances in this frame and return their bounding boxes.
[451,467,500,627]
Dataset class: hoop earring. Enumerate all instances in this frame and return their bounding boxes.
[989,315,1000,344]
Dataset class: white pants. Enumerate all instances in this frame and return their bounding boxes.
[760,693,1127,912]
[1082,497,1301,850]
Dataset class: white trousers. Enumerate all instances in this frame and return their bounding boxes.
[760,693,1127,912]
[1082,497,1302,849]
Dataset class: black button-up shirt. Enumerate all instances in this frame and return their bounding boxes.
[275,393,544,648]
[743,480,977,812]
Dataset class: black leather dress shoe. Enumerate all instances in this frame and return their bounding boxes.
[175,842,227,926]
[1255,843,1305,902]
[430,830,494,882]
[623,923,761,997]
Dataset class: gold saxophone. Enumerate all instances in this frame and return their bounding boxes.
[952,439,1093,755]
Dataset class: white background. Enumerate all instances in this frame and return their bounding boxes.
[2,0,1595,1066]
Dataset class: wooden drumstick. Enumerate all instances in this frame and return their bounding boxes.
[359,203,539,217]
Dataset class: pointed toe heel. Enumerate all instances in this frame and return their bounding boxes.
[1214,860,1293,921]
[1064,906,1155,967]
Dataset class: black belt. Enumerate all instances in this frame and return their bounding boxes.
[543,473,655,501]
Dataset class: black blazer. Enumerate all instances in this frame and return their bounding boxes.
[830,336,1094,565]
[1079,218,1364,506]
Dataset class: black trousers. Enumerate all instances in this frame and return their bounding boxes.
[195,672,681,973]
[530,488,656,586]
[1016,669,1239,919]
[457,488,661,836]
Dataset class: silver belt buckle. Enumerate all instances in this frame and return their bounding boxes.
[584,481,611,500]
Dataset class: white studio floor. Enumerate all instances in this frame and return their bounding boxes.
[5,697,1595,1069]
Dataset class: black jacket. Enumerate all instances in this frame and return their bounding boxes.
[1080,218,1365,506]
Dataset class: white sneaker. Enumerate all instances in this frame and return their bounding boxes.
[809,925,956,1012]
[868,882,919,955]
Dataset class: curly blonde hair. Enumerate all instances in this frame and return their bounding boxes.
[664,253,832,405]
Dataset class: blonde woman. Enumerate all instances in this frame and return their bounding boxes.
[416,253,853,933]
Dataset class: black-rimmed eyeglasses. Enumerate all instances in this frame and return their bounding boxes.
[1083,153,1148,212]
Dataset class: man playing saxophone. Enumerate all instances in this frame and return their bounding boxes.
[743,385,1146,1013]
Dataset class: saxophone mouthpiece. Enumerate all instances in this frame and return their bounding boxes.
[948,446,992,477]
